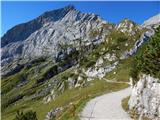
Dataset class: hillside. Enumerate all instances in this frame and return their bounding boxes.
[1,5,160,120]
[128,26,160,120]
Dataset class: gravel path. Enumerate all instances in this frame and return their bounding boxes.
[80,86,132,120]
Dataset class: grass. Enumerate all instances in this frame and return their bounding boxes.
[105,57,133,82]
[121,96,130,112]
[2,79,128,120]
[53,80,129,119]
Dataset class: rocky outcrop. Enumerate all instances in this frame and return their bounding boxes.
[129,74,160,120]
[85,60,118,79]
[44,107,63,120]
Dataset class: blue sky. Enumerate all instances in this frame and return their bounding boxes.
[1,1,160,36]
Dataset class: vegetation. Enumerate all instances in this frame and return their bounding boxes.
[105,57,133,82]
[122,96,130,112]
[13,110,38,120]
[89,29,102,39]
[2,79,128,120]
[56,80,128,119]
[1,22,150,120]
[2,94,24,110]
[130,26,160,83]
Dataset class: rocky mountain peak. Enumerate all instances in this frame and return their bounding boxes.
[1,5,77,48]
[63,4,75,11]
[1,5,108,66]
[39,5,76,22]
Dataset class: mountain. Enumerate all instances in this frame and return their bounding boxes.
[1,5,76,47]
[1,5,111,66]
[143,13,160,28]
[1,5,160,120]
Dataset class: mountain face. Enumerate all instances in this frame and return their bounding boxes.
[143,13,160,28]
[1,5,111,66]
[1,5,160,120]
[1,5,76,47]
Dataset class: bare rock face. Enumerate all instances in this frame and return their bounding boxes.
[85,61,118,79]
[129,74,160,120]
[1,5,111,66]
[143,14,160,28]
[44,107,63,120]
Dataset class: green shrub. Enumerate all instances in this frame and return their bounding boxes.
[2,94,24,110]
[36,65,58,84]
[2,73,27,94]
[13,110,38,120]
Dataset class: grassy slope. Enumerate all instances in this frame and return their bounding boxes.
[121,96,130,112]
[2,79,128,120]
[105,57,133,82]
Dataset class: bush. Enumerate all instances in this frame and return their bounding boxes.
[36,65,58,84]
[129,61,139,84]
[2,94,24,110]
[13,110,38,120]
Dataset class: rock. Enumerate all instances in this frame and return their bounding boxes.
[74,75,86,88]
[95,57,104,67]
[121,14,160,59]
[75,83,81,88]
[125,43,128,47]
[68,77,75,89]
[104,53,116,61]
[77,75,83,81]
[1,62,24,78]
[129,74,160,120]
[58,82,65,92]
[85,61,118,79]
[44,107,63,120]
[17,80,28,88]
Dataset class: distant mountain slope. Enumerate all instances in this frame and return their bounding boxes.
[1,5,111,66]
[143,13,160,28]
[1,5,76,47]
